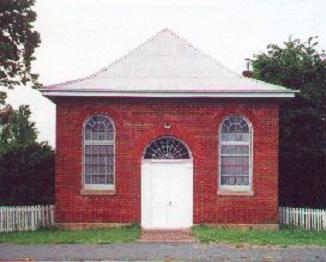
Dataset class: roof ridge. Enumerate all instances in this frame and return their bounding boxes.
[160,29,240,78]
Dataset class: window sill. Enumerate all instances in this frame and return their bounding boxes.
[80,189,116,196]
[217,190,254,196]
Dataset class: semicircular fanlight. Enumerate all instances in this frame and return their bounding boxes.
[144,137,190,159]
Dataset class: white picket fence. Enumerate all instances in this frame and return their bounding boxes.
[0,205,54,232]
[279,207,326,231]
[1,205,325,232]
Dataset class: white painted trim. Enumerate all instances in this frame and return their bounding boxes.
[218,185,251,192]
[40,89,297,98]
[84,184,115,190]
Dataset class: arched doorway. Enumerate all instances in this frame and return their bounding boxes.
[141,137,193,229]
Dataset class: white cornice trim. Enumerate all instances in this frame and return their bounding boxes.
[40,89,297,98]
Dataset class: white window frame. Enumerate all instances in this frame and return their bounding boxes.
[218,115,253,193]
[83,115,115,191]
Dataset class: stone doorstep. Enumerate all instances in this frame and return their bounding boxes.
[138,229,195,243]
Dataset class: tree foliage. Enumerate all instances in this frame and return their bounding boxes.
[0,1,52,206]
[251,36,326,207]
[0,142,54,206]
[0,105,37,153]
[0,105,54,205]
[0,0,41,89]
[0,91,6,105]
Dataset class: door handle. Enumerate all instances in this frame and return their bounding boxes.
[168,201,172,206]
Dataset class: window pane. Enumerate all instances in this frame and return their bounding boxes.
[107,175,114,184]
[238,176,249,185]
[107,155,114,165]
[106,165,114,175]
[85,155,92,165]
[221,156,249,166]
[92,175,104,184]
[85,116,114,141]
[85,175,91,184]
[106,131,114,141]
[220,116,251,188]
[221,175,249,185]
[221,176,236,185]
[99,165,105,174]
[220,156,249,185]
[221,145,249,154]
[221,133,249,142]
[99,145,107,154]
[85,164,92,174]
[106,145,114,154]
[84,116,115,186]
[221,116,249,134]
[85,129,91,140]
[84,141,115,186]
[99,155,106,165]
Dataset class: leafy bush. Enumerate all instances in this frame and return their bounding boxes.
[0,142,54,206]
[279,153,326,208]
[0,105,54,206]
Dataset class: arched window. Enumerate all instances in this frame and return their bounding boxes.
[83,115,115,190]
[219,116,252,192]
[144,137,191,160]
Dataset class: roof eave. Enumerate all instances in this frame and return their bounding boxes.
[40,89,297,98]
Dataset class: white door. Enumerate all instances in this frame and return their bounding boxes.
[141,161,193,229]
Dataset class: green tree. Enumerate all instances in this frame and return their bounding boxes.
[250,36,326,207]
[0,104,54,205]
[0,92,6,105]
[0,105,37,153]
[0,0,41,103]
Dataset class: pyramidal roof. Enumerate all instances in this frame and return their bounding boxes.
[41,29,296,98]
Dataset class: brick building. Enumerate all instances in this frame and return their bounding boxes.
[41,29,296,230]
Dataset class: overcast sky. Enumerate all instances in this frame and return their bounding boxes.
[2,0,325,147]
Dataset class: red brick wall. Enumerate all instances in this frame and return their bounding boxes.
[55,97,279,225]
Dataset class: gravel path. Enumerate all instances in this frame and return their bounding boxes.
[1,243,326,261]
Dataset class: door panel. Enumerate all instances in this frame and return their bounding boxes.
[150,169,168,228]
[167,163,193,228]
[141,161,193,229]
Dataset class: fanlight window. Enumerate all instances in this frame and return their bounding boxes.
[144,137,190,160]
[219,116,252,190]
[84,115,115,189]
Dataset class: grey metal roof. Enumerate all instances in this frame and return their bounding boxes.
[41,29,297,98]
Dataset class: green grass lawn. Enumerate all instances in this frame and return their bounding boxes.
[2,224,326,246]
[0,224,140,244]
[192,225,326,246]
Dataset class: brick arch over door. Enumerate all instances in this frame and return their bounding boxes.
[133,123,204,165]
